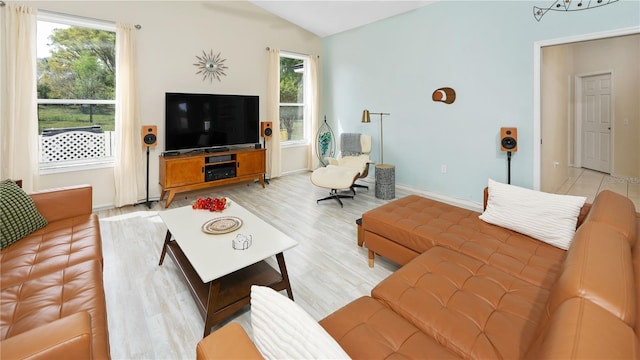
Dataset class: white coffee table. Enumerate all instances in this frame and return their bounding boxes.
[158,198,298,337]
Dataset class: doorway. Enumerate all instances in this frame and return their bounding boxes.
[534,28,640,192]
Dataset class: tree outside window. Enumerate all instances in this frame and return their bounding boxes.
[37,17,116,168]
[279,54,307,143]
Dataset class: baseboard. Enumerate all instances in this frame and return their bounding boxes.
[395,183,483,212]
[93,195,162,211]
[93,203,115,211]
[314,172,483,211]
[282,169,313,176]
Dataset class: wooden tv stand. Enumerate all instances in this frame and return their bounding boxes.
[159,147,266,208]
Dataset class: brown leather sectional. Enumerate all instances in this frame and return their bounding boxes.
[0,185,110,359]
[198,189,640,359]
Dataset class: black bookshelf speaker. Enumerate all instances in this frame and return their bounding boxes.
[500,127,517,152]
[142,125,157,147]
[261,122,273,138]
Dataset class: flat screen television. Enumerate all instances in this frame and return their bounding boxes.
[165,92,259,152]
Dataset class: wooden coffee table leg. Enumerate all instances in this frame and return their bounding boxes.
[158,230,172,265]
[276,252,294,300]
[203,280,221,338]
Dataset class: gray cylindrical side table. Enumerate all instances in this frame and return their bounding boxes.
[375,164,395,200]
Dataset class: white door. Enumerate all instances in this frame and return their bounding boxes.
[581,73,611,173]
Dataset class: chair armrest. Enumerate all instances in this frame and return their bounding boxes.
[0,312,92,359]
[359,162,372,178]
[197,323,263,360]
[30,185,93,222]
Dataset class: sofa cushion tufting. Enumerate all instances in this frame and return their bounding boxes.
[372,246,551,359]
[320,296,458,359]
[0,260,110,357]
[0,213,102,289]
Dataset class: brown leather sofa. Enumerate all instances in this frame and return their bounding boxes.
[197,189,640,359]
[0,185,110,359]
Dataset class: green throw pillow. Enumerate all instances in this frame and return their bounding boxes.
[0,179,48,249]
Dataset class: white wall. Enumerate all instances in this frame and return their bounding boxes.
[16,1,321,208]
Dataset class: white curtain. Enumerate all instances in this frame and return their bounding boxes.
[307,54,320,170]
[266,48,282,179]
[113,23,144,207]
[1,4,39,192]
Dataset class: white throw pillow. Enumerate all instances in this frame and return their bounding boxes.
[479,179,586,250]
[250,285,351,360]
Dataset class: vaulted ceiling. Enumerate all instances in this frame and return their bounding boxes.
[248,1,436,37]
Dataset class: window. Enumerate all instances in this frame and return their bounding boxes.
[279,53,309,145]
[36,13,116,172]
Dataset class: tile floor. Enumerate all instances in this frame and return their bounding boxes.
[555,167,640,211]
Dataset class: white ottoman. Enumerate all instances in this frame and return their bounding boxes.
[311,165,360,207]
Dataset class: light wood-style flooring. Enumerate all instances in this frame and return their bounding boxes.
[99,173,403,359]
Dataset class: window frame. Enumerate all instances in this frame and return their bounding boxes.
[279,51,310,148]
[36,12,117,174]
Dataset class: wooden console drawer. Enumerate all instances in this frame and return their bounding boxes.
[163,157,204,188]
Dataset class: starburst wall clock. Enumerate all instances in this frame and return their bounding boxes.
[194,50,228,83]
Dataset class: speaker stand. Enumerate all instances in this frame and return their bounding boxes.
[507,151,512,184]
[262,137,270,185]
[144,145,153,208]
